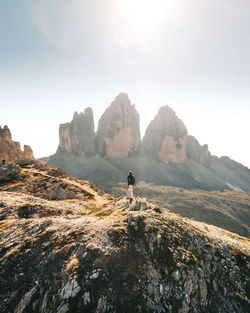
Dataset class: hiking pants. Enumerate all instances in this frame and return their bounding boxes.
[128,185,134,198]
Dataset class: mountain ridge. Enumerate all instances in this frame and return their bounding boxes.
[43,93,250,193]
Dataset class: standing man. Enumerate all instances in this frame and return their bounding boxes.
[126,171,136,204]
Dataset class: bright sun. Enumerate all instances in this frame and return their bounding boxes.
[110,0,176,52]
[116,0,171,27]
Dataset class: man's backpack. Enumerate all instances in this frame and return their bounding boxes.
[128,175,135,185]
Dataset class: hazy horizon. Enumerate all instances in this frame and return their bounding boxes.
[1,0,250,168]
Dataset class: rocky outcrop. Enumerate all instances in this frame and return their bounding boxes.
[57,94,140,159]
[0,163,21,184]
[0,161,97,202]
[0,165,249,313]
[96,93,140,158]
[45,93,250,193]
[23,145,34,160]
[141,106,188,163]
[186,135,212,167]
[0,125,34,163]
[58,108,96,157]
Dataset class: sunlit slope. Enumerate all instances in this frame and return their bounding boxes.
[0,162,249,313]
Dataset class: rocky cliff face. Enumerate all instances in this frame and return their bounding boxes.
[0,163,249,313]
[96,93,140,158]
[58,108,96,157]
[186,136,212,167]
[46,93,250,193]
[141,106,188,163]
[0,125,34,163]
[55,95,208,164]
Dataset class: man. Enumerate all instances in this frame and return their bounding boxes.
[125,171,136,204]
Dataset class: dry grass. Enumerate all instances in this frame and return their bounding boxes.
[0,220,15,232]
[1,164,249,270]
[66,255,79,271]
[109,182,250,238]
[0,246,20,261]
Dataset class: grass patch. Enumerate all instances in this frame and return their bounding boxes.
[186,250,198,264]
[223,231,250,246]
[88,204,114,217]
[0,220,14,232]
[1,246,20,260]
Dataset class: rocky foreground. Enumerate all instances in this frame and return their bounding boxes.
[0,163,250,313]
[108,182,250,238]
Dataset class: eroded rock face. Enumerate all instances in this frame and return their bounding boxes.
[141,106,188,163]
[58,108,96,157]
[186,135,212,167]
[0,163,21,184]
[96,93,140,158]
[0,125,34,163]
[23,145,34,160]
[158,135,187,163]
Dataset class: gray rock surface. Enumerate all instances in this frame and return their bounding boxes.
[58,107,96,157]
[14,285,38,313]
[96,93,140,158]
[60,279,81,299]
[186,135,212,167]
[141,106,188,163]
[45,93,250,193]
[0,164,21,184]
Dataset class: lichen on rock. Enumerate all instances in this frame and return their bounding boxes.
[0,163,249,313]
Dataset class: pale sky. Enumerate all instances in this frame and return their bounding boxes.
[0,0,250,168]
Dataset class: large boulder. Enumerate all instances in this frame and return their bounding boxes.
[96,93,140,158]
[0,125,34,163]
[0,163,21,184]
[141,106,188,163]
[58,108,96,157]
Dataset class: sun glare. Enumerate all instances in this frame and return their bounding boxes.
[117,0,171,27]
[110,0,175,51]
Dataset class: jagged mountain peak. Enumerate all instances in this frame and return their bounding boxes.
[150,105,188,136]
[141,105,188,163]
[113,91,130,102]
[73,107,93,120]
[0,125,34,163]
[0,125,12,141]
[46,93,250,193]
[58,107,95,157]
[95,93,140,158]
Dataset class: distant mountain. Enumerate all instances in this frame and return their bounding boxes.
[0,125,34,164]
[45,93,250,192]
